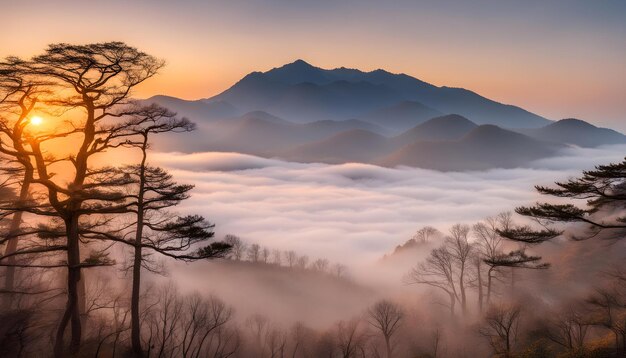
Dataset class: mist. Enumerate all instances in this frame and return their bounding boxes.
[155,145,626,265]
[114,144,625,342]
[2,37,625,357]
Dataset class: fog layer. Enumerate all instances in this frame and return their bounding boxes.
[155,145,626,265]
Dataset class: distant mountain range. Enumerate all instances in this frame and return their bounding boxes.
[283,120,565,170]
[200,59,550,129]
[516,118,626,148]
[144,60,626,171]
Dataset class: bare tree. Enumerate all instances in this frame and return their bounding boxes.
[143,284,236,358]
[285,251,297,268]
[296,255,309,270]
[585,283,626,354]
[311,258,329,272]
[0,68,40,301]
[405,246,459,316]
[367,300,403,358]
[0,42,168,357]
[289,322,312,358]
[224,235,245,261]
[265,326,287,358]
[334,319,369,358]
[412,226,441,244]
[272,249,282,266]
[541,304,590,353]
[179,293,234,358]
[446,224,472,314]
[332,263,348,279]
[246,314,269,352]
[470,252,485,313]
[431,328,442,358]
[473,213,510,306]
[261,247,270,264]
[247,243,261,263]
[479,304,522,358]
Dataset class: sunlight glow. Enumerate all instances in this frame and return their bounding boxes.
[30,116,43,126]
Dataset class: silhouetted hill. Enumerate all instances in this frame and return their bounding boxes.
[303,119,389,136]
[155,111,391,155]
[148,100,578,171]
[283,129,394,164]
[359,100,443,132]
[237,110,291,125]
[381,125,564,171]
[208,60,550,128]
[145,95,240,121]
[182,259,373,327]
[518,118,626,147]
[393,114,478,146]
[262,59,336,85]
[205,115,304,154]
[147,64,626,171]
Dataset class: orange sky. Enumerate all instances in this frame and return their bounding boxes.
[2,1,625,129]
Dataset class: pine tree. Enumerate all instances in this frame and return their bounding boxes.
[124,105,230,357]
[500,158,626,243]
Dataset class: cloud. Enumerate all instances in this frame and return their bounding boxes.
[154,145,626,266]
[154,151,287,171]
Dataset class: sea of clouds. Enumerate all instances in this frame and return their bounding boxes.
[154,145,626,265]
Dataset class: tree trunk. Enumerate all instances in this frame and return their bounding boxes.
[449,292,456,317]
[78,256,87,327]
[131,138,148,358]
[54,215,82,358]
[131,231,144,357]
[476,260,484,313]
[459,264,467,315]
[486,267,494,306]
[384,335,392,358]
[505,331,511,358]
[2,172,30,306]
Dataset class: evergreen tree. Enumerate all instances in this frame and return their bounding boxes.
[123,105,230,357]
[500,158,626,243]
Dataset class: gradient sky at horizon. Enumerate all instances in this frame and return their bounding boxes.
[2,0,625,129]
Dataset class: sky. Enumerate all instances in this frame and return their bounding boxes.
[1,0,625,129]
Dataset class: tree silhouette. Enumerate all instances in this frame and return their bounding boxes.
[0,42,227,357]
[119,106,230,357]
[406,245,460,316]
[500,158,626,243]
[0,62,52,303]
[474,213,549,305]
[367,300,403,358]
[479,304,522,358]
[446,224,472,314]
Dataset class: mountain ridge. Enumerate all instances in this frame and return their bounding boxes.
[517,118,626,147]
[208,59,551,128]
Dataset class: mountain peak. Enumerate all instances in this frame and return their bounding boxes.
[289,59,314,67]
[519,117,626,147]
[551,118,595,129]
[264,59,331,85]
[415,114,476,131]
[394,114,477,144]
[210,60,551,128]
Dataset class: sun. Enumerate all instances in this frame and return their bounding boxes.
[30,116,44,126]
